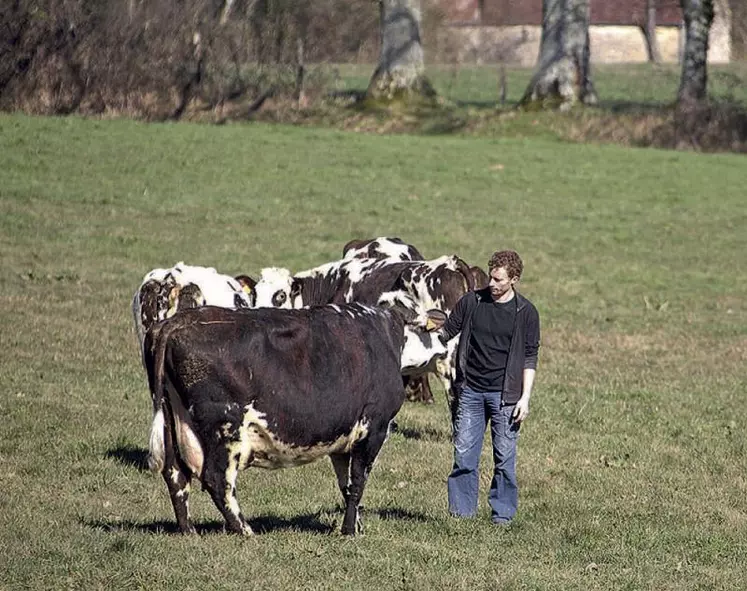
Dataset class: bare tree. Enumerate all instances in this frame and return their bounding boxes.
[367,0,435,101]
[520,0,597,110]
[644,0,663,63]
[677,0,714,106]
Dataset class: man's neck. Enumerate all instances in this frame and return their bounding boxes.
[493,289,516,304]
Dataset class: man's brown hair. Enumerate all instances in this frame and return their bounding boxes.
[488,250,523,280]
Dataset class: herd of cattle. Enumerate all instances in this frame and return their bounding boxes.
[132,237,488,535]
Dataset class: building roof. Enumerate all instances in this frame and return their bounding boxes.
[442,0,684,27]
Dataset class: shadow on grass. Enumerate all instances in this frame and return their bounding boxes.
[372,507,430,523]
[391,422,450,443]
[84,505,431,536]
[84,512,334,535]
[106,444,149,472]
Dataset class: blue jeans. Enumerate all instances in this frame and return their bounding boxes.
[447,385,520,523]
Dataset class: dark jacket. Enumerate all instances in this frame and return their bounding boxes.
[440,287,540,404]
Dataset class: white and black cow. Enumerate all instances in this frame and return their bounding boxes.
[252,257,411,309]
[342,237,424,262]
[340,238,433,403]
[253,255,473,312]
[131,262,255,358]
[143,303,446,536]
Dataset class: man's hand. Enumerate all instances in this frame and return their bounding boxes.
[514,368,535,423]
[513,396,530,423]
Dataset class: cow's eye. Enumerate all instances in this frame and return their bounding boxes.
[272,291,287,306]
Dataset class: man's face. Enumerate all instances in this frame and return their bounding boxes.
[489,266,517,301]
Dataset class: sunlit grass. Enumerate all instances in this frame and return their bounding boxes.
[0,112,746,590]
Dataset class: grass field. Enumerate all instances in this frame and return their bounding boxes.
[1,106,746,590]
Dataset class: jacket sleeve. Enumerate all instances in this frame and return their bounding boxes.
[523,303,540,370]
[439,293,471,343]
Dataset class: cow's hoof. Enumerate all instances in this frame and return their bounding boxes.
[340,524,356,536]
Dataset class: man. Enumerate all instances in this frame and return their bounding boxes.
[439,250,540,525]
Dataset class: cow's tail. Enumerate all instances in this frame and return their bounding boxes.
[144,321,171,473]
[453,256,476,293]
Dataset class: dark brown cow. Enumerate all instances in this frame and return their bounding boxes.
[469,265,490,290]
[144,304,444,536]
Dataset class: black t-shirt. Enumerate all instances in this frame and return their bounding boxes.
[465,297,516,392]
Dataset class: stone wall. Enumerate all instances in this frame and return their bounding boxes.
[434,0,731,65]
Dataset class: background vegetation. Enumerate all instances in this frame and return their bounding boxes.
[2,1,747,151]
[1,106,745,589]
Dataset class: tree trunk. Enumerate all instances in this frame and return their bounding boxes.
[675,0,715,149]
[367,0,435,102]
[677,0,714,105]
[644,0,663,63]
[219,0,236,25]
[520,0,597,110]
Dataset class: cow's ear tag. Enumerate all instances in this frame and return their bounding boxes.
[242,284,252,294]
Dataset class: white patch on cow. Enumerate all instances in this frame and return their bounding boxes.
[173,263,249,308]
[401,326,448,374]
[343,237,415,261]
[169,467,181,484]
[329,304,342,313]
[253,267,294,309]
[342,258,379,284]
[225,403,370,471]
[147,408,166,473]
[223,443,253,534]
[175,483,190,498]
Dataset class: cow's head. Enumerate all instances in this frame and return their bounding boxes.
[253,267,302,309]
[167,282,205,317]
[378,291,448,374]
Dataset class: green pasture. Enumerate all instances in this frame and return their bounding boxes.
[0,107,745,590]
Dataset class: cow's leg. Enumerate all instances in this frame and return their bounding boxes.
[404,376,434,404]
[201,445,253,535]
[161,404,196,534]
[341,423,389,536]
[420,376,435,404]
[329,452,351,506]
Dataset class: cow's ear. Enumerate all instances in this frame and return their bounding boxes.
[166,285,181,318]
[425,309,447,331]
[235,274,257,295]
